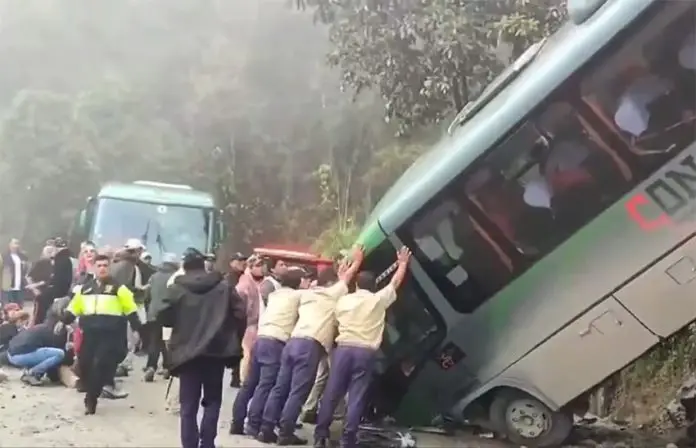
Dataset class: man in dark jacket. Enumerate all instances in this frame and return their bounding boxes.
[48,238,74,303]
[226,252,247,388]
[143,253,179,382]
[158,248,246,448]
[110,239,155,374]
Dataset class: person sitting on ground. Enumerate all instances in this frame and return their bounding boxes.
[6,306,68,386]
[0,306,30,365]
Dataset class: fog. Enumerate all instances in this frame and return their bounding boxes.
[0,0,371,253]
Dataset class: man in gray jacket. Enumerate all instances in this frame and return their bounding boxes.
[143,253,179,381]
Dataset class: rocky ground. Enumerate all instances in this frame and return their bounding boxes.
[0,359,506,447]
[0,357,686,447]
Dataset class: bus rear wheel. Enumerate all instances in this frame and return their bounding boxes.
[489,389,573,447]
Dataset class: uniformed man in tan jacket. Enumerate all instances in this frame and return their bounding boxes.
[313,247,411,448]
[230,266,309,436]
[258,247,364,445]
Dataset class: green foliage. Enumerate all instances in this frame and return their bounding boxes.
[298,0,566,134]
[0,0,567,258]
[313,220,361,259]
[0,0,384,253]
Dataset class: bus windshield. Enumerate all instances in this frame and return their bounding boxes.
[91,198,212,263]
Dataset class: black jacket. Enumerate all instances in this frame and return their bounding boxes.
[146,262,179,322]
[158,270,245,375]
[0,323,19,351]
[8,321,67,356]
[50,249,73,299]
[111,255,155,304]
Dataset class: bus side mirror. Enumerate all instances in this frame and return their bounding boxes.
[217,220,226,244]
[82,197,96,232]
[78,209,87,231]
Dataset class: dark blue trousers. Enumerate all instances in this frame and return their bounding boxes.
[179,357,226,448]
[261,337,324,436]
[314,345,376,448]
[231,337,285,432]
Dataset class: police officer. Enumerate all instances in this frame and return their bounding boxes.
[60,253,142,415]
[313,247,411,448]
[259,247,364,445]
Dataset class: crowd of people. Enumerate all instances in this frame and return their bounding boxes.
[0,236,412,448]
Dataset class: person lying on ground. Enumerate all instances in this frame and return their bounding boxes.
[6,309,68,386]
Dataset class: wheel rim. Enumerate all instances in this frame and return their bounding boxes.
[505,398,551,439]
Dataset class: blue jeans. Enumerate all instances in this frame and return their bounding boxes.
[8,347,65,376]
[1,290,22,306]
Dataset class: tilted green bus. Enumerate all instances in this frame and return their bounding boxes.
[71,181,225,264]
[357,0,696,445]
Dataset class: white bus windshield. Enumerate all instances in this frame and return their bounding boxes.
[92,198,212,264]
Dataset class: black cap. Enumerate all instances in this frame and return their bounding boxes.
[181,247,206,264]
[230,252,248,262]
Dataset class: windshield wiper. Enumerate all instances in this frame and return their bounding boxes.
[141,220,151,247]
[447,37,548,135]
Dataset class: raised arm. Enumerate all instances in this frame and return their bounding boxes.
[338,246,365,284]
[389,247,411,290]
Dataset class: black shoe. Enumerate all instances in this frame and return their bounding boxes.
[229,423,244,435]
[255,429,278,444]
[243,424,259,437]
[313,437,329,448]
[84,397,97,415]
[301,410,317,424]
[277,422,303,430]
[277,434,307,446]
[143,367,155,382]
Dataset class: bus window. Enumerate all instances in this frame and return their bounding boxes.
[467,101,629,262]
[362,241,443,418]
[582,2,696,164]
[360,240,442,373]
[400,198,514,313]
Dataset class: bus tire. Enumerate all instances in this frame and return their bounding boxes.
[489,389,573,447]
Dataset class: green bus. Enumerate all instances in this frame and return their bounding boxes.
[71,181,225,264]
[357,0,696,445]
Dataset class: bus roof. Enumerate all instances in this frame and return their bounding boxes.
[98,182,216,208]
[360,0,652,240]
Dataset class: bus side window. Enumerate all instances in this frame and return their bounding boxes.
[468,101,629,262]
[403,199,513,313]
[581,4,696,165]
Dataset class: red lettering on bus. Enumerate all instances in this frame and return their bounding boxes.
[625,194,672,231]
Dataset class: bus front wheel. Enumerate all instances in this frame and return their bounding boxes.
[489,389,573,447]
